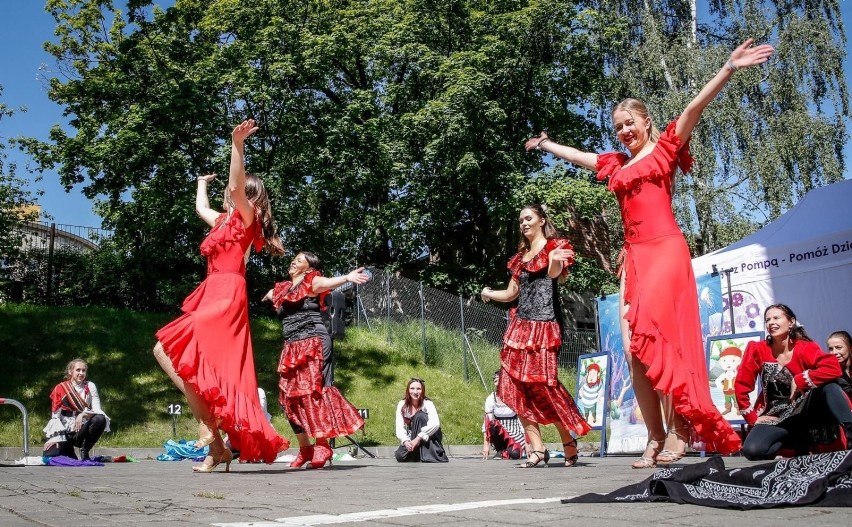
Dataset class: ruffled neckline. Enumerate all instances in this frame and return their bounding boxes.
[507,238,573,278]
[272,270,328,310]
[595,119,693,193]
[199,210,263,257]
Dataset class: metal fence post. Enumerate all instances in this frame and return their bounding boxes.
[385,271,391,345]
[460,296,469,382]
[46,223,56,304]
[419,282,427,364]
[355,283,360,326]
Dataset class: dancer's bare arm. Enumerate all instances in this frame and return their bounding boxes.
[229,119,259,228]
[524,131,598,171]
[676,38,774,142]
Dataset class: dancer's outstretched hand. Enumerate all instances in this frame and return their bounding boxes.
[346,267,370,285]
[729,38,774,70]
[232,119,259,144]
[524,131,550,152]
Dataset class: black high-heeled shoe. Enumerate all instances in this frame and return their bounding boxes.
[518,449,550,468]
[563,439,579,467]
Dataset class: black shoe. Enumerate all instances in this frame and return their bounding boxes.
[80,449,91,461]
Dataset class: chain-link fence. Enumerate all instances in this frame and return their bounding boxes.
[352,268,599,391]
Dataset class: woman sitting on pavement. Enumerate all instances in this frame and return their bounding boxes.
[43,359,110,460]
[735,304,852,460]
[395,377,448,462]
[482,370,527,460]
[827,330,852,398]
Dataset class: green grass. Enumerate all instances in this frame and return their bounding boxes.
[0,303,598,450]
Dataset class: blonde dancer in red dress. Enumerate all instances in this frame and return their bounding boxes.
[153,120,288,471]
[524,40,773,467]
[482,204,591,468]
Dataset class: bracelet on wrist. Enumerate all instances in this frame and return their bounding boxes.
[726,59,738,72]
[535,137,550,150]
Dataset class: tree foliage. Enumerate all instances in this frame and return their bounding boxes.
[22,0,616,307]
[19,0,849,311]
[0,87,39,263]
[582,0,849,251]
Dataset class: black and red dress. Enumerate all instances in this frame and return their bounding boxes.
[273,271,364,438]
[497,238,591,436]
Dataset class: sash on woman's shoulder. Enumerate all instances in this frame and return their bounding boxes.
[60,381,90,413]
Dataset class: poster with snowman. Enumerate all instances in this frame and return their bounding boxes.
[705,332,763,424]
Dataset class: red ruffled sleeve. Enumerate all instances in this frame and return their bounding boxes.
[506,238,574,278]
[507,253,524,280]
[595,152,628,182]
[49,383,64,413]
[597,119,693,192]
[272,271,329,310]
[199,210,262,257]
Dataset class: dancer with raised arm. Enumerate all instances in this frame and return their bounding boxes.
[482,204,591,468]
[524,39,774,467]
[263,251,368,469]
[153,119,288,472]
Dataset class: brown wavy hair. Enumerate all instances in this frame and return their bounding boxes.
[234,173,284,256]
[401,377,428,415]
[517,204,561,252]
[764,303,812,344]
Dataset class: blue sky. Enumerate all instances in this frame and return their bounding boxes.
[1,1,851,228]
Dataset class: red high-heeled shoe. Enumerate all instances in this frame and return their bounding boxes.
[311,439,333,469]
[290,445,314,468]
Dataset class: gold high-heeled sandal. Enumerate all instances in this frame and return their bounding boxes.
[657,426,688,465]
[192,448,233,473]
[631,439,662,469]
[194,419,219,449]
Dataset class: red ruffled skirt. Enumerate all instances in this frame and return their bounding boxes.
[623,233,741,454]
[278,336,364,438]
[155,272,288,463]
[498,318,591,436]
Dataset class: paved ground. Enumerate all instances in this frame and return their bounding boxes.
[1,446,851,526]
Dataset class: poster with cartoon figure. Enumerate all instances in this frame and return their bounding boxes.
[705,332,763,423]
[576,353,610,430]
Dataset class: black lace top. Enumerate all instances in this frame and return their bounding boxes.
[272,271,329,342]
[507,238,573,322]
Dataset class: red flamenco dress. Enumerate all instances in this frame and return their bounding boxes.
[595,120,741,454]
[273,271,364,438]
[155,210,288,463]
[497,238,591,436]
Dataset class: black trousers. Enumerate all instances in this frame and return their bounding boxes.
[743,383,852,461]
[58,414,107,458]
[394,410,449,463]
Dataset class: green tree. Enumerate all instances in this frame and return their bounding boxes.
[0,87,38,265]
[23,0,616,305]
[580,0,848,251]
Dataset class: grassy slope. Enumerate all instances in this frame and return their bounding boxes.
[0,303,595,449]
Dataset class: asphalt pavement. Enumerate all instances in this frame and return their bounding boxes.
[1,446,851,526]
